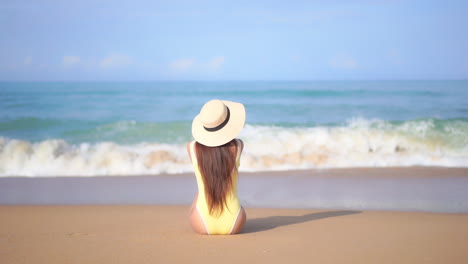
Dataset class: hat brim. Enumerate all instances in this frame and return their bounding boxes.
[192,100,246,147]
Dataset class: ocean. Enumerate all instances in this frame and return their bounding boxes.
[1,80,467,177]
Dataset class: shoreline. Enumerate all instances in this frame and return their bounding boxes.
[2,165,468,178]
[1,167,468,213]
[1,205,468,264]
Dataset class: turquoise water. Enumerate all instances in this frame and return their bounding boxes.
[1,80,467,176]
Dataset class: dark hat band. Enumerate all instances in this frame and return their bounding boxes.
[203,107,230,132]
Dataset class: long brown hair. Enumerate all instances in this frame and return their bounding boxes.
[195,139,238,216]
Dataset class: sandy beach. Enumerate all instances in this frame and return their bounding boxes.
[1,167,468,263]
[1,205,468,264]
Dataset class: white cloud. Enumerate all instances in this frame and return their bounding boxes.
[62,56,81,67]
[100,54,133,69]
[169,56,225,74]
[205,56,225,71]
[329,54,358,69]
[169,58,195,71]
[24,56,32,65]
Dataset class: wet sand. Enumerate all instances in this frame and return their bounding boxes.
[1,167,468,213]
[1,205,468,264]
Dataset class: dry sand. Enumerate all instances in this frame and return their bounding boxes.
[1,205,467,264]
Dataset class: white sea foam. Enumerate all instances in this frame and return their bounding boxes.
[1,120,467,177]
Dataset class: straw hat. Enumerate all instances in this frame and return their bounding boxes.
[192,99,246,147]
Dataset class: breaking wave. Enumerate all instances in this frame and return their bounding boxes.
[1,118,467,177]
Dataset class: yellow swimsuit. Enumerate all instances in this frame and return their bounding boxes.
[190,140,242,235]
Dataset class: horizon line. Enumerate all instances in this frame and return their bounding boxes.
[1,79,468,82]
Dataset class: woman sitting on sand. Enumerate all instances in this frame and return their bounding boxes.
[187,99,247,235]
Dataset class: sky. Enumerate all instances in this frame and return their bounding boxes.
[1,0,467,81]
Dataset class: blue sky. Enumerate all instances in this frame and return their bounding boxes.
[1,0,467,80]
